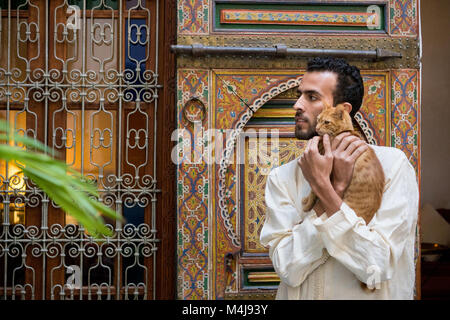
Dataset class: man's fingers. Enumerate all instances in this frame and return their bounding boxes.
[344,139,366,156]
[297,156,303,168]
[332,132,351,150]
[309,136,320,153]
[304,138,312,157]
[304,136,319,160]
[349,143,369,162]
[336,135,359,153]
[323,134,332,156]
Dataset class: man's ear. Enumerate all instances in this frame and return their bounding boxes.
[340,102,352,114]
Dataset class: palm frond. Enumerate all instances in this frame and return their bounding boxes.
[0,120,123,237]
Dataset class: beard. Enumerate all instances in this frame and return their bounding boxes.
[294,117,318,140]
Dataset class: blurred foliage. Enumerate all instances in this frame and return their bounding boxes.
[0,120,122,237]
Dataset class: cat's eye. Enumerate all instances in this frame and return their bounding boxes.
[324,121,330,125]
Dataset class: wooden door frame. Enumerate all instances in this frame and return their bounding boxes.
[154,0,177,299]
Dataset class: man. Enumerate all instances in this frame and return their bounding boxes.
[260,57,419,299]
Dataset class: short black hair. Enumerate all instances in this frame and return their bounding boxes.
[306,57,364,118]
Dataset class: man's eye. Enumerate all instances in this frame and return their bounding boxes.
[310,95,318,101]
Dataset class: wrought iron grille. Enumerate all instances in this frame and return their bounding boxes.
[0,0,161,300]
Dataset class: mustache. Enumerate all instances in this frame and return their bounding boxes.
[295,112,308,122]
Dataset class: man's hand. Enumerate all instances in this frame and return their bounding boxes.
[298,135,342,216]
[331,132,369,197]
[298,135,333,191]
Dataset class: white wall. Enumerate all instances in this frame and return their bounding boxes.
[420,0,450,209]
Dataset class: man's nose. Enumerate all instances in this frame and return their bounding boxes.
[293,96,305,112]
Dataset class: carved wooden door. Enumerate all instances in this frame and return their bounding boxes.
[175,0,420,300]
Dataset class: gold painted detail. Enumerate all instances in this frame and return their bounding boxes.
[274,88,301,100]
[221,9,376,27]
[252,107,295,118]
[244,137,307,253]
[247,272,280,283]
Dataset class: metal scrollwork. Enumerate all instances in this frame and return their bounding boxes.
[1,0,161,300]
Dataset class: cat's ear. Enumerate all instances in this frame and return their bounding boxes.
[334,104,351,119]
[333,107,344,120]
[322,100,332,109]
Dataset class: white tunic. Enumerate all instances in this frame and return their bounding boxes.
[260,145,419,300]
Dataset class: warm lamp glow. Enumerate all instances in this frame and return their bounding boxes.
[8,168,25,191]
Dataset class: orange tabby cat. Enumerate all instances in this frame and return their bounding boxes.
[301,104,385,292]
[301,104,385,226]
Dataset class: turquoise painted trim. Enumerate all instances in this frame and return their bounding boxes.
[214,2,386,33]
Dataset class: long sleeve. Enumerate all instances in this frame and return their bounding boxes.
[312,150,419,284]
[260,167,328,288]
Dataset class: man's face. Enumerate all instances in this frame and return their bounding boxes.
[294,71,337,140]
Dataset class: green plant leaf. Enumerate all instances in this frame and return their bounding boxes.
[0,120,123,237]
